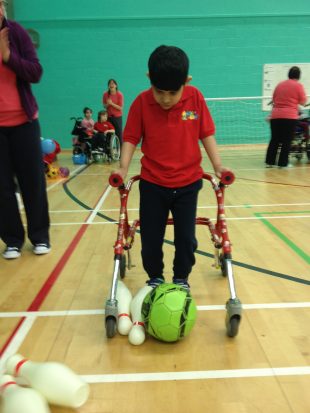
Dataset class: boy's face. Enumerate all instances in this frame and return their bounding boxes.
[151,85,184,110]
[100,113,108,122]
[85,110,92,119]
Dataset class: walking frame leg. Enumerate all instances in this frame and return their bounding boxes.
[105,258,120,322]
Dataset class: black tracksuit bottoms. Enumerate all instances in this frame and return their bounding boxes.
[0,120,50,248]
[139,178,202,281]
[108,116,122,145]
[265,118,297,167]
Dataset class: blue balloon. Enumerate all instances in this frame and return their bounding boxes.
[41,139,56,155]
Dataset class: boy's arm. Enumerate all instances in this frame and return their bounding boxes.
[201,135,230,178]
[113,141,136,181]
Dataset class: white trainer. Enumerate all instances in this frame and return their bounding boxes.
[33,243,51,255]
[2,247,21,259]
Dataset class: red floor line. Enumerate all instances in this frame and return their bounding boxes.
[0,184,110,358]
[28,224,89,312]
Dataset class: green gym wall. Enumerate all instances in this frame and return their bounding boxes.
[13,0,310,148]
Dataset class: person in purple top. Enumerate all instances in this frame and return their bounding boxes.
[0,1,50,259]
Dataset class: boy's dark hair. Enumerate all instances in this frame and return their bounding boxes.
[97,110,108,121]
[148,45,189,91]
[288,66,301,80]
[83,107,92,114]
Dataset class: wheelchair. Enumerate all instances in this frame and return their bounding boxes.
[290,117,310,162]
[71,117,121,164]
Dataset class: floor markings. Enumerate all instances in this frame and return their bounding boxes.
[82,366,310,383]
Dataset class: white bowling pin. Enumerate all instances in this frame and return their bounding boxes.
[128,285,152,345]
[5,354,90,408]
[0,374,51,413]
[116,280,133,335]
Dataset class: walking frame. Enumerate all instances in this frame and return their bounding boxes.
[105,171,242,339]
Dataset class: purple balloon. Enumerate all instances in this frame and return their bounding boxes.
[59,167,70,178]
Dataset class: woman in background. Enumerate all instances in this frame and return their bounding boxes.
[102,79,124,145]
[0,0,50,259]
[265,66,307,168]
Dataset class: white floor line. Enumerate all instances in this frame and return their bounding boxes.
[42,202,310,213]
[222,215,310,221]
[82,366,310,383]
[0,309,105,318]
[198,202,310,209]
[1,302,309,318]
[0,316,36,374]
[46,214,310,227]
[86,186,112,224]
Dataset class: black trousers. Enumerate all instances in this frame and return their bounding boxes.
[139,178,202,280]
[108,116,122,145]
[91,132,107,149]
[0,120,50,248]
[266,119,297,167]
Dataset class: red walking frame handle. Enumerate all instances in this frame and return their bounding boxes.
[220,170,235,185]
[109,171,235,188]
[109,173,124,187]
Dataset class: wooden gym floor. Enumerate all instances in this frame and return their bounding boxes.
[0,147,309,413]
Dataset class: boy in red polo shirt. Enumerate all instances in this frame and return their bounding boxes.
[113,45,230,290]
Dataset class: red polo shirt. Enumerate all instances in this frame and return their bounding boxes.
[102,91,123,117]
[123,85,215,187]
[94,121,114,133]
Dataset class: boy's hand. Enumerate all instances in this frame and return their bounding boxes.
[110,167,128,182]
[214,165,232,180]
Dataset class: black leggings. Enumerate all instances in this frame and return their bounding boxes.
[91,132,108,149]
[0,120,50,248]
[139,179,202,280]
[108,116,122,145]
[265,119,297,167]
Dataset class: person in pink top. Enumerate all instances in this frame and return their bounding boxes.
[0,2,50,259]
[81,107,95,136]
[265,66,307,168]
[102,79,124,145]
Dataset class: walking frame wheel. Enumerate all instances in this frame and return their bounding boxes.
[105,299,118,338]
[225,298,242,337]
[106,316,117,338]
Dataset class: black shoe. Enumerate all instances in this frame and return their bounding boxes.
[173,278,190,291]
[146,277,165,288]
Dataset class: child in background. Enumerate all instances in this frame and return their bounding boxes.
[81,107,94,136]
[92,110,115,150]
[111,45,230,290]
[93,110,115,150]
[94,110,115,134]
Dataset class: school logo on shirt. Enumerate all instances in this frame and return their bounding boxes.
[181,110,199,120]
